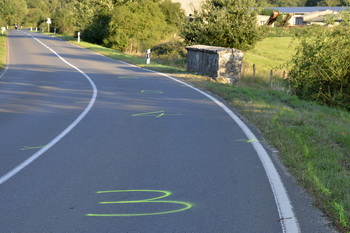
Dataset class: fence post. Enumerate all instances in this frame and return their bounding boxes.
[270,70,273,87]
[252,64,256,81]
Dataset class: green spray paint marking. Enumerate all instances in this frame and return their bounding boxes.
[140,90,163,94]
[236,139,257,143]
[86,190,193,217]
[132,111,181,118]
[21,145,46,151]
[118,76,139,79]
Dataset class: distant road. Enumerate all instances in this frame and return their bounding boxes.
[0,30,335,232]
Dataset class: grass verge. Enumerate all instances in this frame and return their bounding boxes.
[204,83,350,232]
[0,33,7,70]
[55,34,186,74]
[50,32,350,232]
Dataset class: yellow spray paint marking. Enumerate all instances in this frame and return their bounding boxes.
[86,190,193,217]
[21,145,46,151]
[236,139,257,143]
[140,90,163,94]
[132,111,181,118]
[118,76,139,79]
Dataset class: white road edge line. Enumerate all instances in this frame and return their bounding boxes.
[0,31,299,232]
[74,45,300,232]
[0,32,98,185]
[84,49,301,232]
[142,68,301,233]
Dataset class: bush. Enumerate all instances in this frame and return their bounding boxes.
[151,40,187,68]
[181,0,263,51]
[104,0,175,52]
[152,41,186,58]
[52,8,76,34]
[264,26,305,37]
[288,26,350,110]
[83,10,110,45]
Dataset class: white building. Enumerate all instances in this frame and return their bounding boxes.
[264,7,348,26]
[171,0,204,16]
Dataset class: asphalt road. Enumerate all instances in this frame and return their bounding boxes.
[0,30,335,233]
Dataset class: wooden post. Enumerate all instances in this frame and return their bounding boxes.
[252,64,256,80]
[270,70,273,87]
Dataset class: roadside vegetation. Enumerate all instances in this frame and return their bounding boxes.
[0,32,6,70]
[1,0,349,231]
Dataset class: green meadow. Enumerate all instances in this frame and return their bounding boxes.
[243,37,298,78]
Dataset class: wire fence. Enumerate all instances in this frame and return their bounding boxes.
[241,63,291,93]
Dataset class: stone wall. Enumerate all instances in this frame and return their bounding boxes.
[186,45,244,84]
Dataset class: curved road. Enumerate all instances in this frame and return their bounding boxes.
[0,30,334,232]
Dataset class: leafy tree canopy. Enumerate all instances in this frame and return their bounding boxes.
[0,0,28,25]
[260,0,350,6]
[104,0,173,51]
[181,0,264,51]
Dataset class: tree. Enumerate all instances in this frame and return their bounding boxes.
[83,8,111,45]
[181,0,263,51]
[317,0,342,5]
[270,0,307,6]
[288,25,350,110]
[0,0,28,26]
[159,0,186,31]
[104,0,173,52]
[318,0,350,5]
[52,6,76,34]
[305,0,323,5]
[25,0,49,27]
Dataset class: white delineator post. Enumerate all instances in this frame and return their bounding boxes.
[146,49,151,64]
[46,18,51,33]
[77,32,81,43]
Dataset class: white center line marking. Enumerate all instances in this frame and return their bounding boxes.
[0,32,98,185]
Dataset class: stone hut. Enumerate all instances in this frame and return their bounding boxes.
[186,45,244,84]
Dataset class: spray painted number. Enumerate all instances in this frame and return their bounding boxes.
[86,190,193,217]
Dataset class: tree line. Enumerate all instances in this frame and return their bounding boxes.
[261,0,350,6]
[0,0,186,52]
[1,0,349,30]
